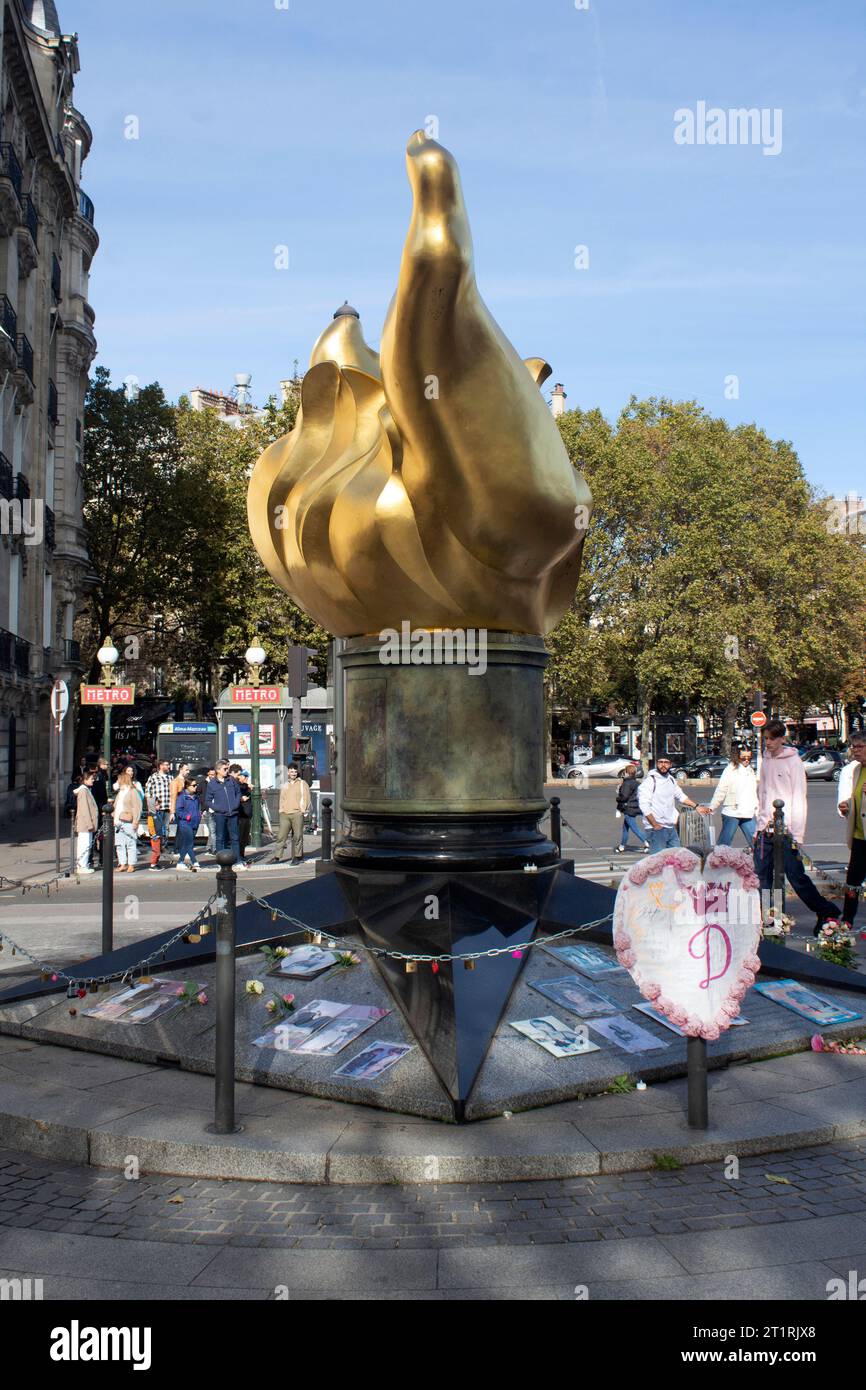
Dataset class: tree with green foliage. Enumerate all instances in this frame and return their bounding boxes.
[551,397,866,764]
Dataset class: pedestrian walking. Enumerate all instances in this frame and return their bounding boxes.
[169,762,190,819]
[710,745,759,846]
[637,755,709,853]
[205,760,244,867]
[269,764,312,864]
[175,779,202,872]
[754,720,840,931]
[230,765,253,859]
[614,764,649,853]
[73,772,99,874]
[836,732,866,929]
[144,758,172,872]
[112,766,142,872]
[197,768,217,853]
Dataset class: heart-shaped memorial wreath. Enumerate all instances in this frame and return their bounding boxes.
[613,846,763,1040]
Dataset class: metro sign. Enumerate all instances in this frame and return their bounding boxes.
[230,685,281,705]
[80,684,135,705]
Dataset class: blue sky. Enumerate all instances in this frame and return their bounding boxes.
[66,0,865,496]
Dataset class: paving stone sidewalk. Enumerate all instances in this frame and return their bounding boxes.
[1,1142,865,1300]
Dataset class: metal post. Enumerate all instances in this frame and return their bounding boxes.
[772,798,786,914]
[550,796,562,853]
[687,1035,708,1128]
[68,807,75,876]
[101,802,114,955]
[102,703,111,767]
[321,798,332,861]
[211,851,241,1135]
[53,720,61,876]
[251,703,262,848]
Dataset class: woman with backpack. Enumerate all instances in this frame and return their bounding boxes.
[615,763,650,853]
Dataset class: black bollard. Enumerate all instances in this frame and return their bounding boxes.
[772,798,786,913]
[211,850,242,1135]
[687,1035,708,1129]
[101,802,114,955]
[550,796,562,854]
[321,797,333,862]
[68,808,75,877]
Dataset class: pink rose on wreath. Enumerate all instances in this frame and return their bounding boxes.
[657,996,673,1014]
[721,999,740,1018]
[197,992,208,1006]
[670,1006,689,1027]
[731,981,748,1000]
[175,986,185,997]
[686,1014,703,1034]
[620,949,636,968]
[614,930,629,950]
[746,955,762,972]
[702,1023,720,1041]
[643,983,662,1000]
[811,1034,825,1052]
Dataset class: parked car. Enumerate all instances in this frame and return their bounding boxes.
[567,755,635,781]
[800,748,845,782]
[674,757,729,782]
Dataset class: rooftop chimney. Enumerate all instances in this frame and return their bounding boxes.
[550,383,567,418]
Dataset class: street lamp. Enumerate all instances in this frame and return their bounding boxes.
[245,640,266,848]
[96,636,119,765]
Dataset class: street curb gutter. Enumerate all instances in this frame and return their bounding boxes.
[0,1094,858,1185]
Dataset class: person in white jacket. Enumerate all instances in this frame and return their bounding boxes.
[709,746,759,846]
[836,731,866,927]
[638,755,709,853]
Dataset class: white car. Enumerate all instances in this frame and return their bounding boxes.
[567,755,634,781]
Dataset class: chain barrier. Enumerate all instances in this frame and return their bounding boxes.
[0,893,220,990]
[244,890,613,963]
[0,872,66,895]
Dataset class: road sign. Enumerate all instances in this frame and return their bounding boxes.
[230,685,282,705]
[80,684,135,705]
[594,725,621,734]
[750,711,767,729]
[50,679,69,726]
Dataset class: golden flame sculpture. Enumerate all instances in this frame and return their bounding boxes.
[248,131,592,637]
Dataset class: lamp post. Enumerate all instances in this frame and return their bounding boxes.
[96,637,119,764]
[245,640,266,848]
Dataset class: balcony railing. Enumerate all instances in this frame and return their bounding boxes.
[64,638,80,665]
[0,454,11,501]
[0,631,30,677]
[0,144,22,202]
[48,378,59,424]
[51,253,61,303]
[78,190,94,225]
[0,294,17,344]
[45,505,55,550]
[20,194,37,244]
[16,334,33,383]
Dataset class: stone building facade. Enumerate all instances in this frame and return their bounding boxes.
[0,0,96,822]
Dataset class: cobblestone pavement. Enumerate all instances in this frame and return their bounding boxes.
[1,1141,864,1251]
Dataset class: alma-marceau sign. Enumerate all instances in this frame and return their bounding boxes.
[613,847,763,1040]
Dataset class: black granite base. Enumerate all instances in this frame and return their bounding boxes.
[2,863,864,1122]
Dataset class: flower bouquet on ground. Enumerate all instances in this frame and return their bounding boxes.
[265,992,295,1020]
[811,1033,866,1055]
[761,908,795,942]
[814,920,858,970]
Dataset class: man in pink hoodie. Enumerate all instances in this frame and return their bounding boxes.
[754,721,840,930]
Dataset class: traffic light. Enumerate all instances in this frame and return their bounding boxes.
[287,645,318,698]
